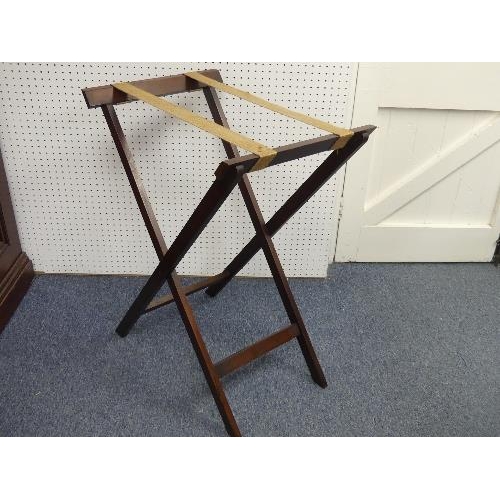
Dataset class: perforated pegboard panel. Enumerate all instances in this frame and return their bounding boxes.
[0,63,354,277]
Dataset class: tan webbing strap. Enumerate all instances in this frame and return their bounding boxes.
[185,71,354,149]
[112,82,277,171]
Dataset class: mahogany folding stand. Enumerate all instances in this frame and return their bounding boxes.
[82,70,375,436]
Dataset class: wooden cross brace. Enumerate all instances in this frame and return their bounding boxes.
[82,69,375,436]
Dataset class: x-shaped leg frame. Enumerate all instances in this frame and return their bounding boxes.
[83,71,375,436]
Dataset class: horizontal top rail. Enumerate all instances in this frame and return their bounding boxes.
[215,125,376,176]
[82,69,222,109]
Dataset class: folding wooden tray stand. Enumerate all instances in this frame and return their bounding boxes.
[82,70,375,436]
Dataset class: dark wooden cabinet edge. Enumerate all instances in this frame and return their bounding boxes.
[0,251,34,333]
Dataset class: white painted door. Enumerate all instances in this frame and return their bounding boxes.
[335,63,500,262]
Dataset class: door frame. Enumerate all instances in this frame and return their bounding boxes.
[328,62,360,262]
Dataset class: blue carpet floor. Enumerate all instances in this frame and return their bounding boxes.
[0,263,498,436]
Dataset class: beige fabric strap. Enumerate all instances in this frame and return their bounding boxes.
[185,71,354,149]
[113,82,277,171]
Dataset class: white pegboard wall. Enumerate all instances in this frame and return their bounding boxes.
[0,62,354,277]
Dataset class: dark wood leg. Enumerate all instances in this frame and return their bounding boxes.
[202,86,241,159]
[102,105,168,259]
[102,104,241,435]
[239,175,327,387]
[115,164,245,336]
[169,279,241,436]
[203,84,327,386]
[107,94,245,336]
[103,99,243,434]
[206,131,371,297]
[102,104,186,336]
